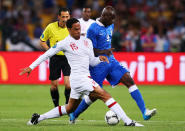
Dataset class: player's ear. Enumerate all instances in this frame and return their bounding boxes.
[57,15,60,20]
[67,28,72,33]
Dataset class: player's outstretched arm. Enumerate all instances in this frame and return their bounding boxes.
[19,67,32,77]
[99,56,109,63]
[94,48,114,56]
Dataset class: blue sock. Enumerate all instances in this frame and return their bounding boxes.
[73,99,89,118]
[129,86,146,114]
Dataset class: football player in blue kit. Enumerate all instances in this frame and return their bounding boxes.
[70,6,156,124]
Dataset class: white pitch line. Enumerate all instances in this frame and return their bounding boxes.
[1,119,185,123]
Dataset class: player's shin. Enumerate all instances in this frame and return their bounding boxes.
[72,95,92,118]
[50,88,59,107]
[38,106,67,122]
[105,98,132,125]
[129,85,146,114]
[64,88,71,104]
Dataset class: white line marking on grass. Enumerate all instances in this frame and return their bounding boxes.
[1,119,185,124]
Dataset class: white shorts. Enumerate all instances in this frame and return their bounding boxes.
[70,76,99,99]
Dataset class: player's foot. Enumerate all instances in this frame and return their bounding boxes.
[143,108,157,120]
[124,120,144,127]
[69,113,76,124]
[27,113,40,125]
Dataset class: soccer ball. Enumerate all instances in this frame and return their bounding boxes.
[105,110,120,125]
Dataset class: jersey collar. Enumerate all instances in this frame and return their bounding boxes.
[96,18,104,27]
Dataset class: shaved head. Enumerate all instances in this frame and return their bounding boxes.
[102,6,115,15]
[100,6,116,27]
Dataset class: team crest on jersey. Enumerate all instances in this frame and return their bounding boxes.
[84,40,89,47]
[52,44,57,48]
[70,42,78,51]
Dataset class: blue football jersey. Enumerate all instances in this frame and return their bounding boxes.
[87,21,114,51]
[87,20,129,87]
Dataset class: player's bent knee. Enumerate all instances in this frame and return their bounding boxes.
[120,73,135,87]
[98,89,111,102]
[65,84,71,89]
[51,80,59,89]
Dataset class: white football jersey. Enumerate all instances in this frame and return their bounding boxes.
[78,18,95,37]
[29,35,101,87]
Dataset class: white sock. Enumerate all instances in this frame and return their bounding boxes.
[105,98,132,125]
[128,85,138,93]
[84,95,93,105]
[38,106,67,122]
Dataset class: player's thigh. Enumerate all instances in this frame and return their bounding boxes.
[90,62,109,87]
[49,55,63,80]
[106,60,129,86]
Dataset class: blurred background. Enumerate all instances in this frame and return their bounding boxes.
[0,0,185,52]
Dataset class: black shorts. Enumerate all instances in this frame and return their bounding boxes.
[49,55,71,80]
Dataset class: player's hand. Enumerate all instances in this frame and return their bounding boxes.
[19,67,32,77]
[99,56,109,63]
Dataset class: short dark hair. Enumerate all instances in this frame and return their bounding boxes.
[83,6,91,10]
[58,7,70,16]
[66,18,79,28]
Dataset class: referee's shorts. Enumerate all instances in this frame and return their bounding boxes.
[49,55,71,80]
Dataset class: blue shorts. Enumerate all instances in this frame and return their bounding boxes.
[89,58,128,88]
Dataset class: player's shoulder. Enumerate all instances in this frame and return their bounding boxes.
[46,21,58,28]
[88,22,98,31]
[81,36,92,43]
[90,22,98,27]
[78,18,82,22]
[58,35,70,44]
[89,19,95,23]
[110,24,114,29]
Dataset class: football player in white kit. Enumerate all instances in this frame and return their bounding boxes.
[19,18,143,127]
[78,7,95,37]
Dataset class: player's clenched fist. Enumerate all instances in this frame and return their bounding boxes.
[99,56,109,63]
[19,67,32,77]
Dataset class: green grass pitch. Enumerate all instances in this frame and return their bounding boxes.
[0,85,185,131]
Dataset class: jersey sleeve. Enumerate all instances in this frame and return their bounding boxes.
[87,24,98,48]
[88,39,101,67]
[40,24,50,42]
[29,40,66,70]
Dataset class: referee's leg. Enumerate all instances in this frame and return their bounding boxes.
[64,76,71,104]
[61,55,71,104]
[50,80,60,107]
[49,55,62,107]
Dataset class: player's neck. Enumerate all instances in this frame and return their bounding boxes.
[70,34,80,40]
[58,21,66,28]
[83,18,89,21]
[99,18,106,27]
